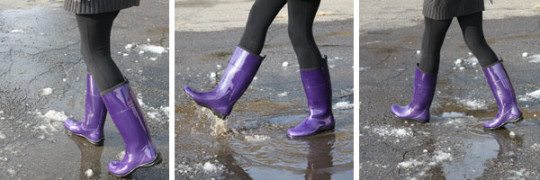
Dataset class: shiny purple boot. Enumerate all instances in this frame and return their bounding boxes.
[391,67,437,122]
[288,66,335,137]
[482,62,523,129]
[102,83,161,177]
[64,74,107,145]
[184,46,264,118]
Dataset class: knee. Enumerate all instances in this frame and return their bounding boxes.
[288,25,307,48]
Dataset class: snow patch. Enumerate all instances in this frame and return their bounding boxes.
[526,54,540,63]
[41,88,53,96]
[440,112,466,118]
[137,44,167,54]
[34,110,68,133]
[398,159,423,168]
[458,99,487,110]
[9,29,23,34]
[373,126,413,138]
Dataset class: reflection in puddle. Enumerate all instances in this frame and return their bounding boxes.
[67,134,103,179]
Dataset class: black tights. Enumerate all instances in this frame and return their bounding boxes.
[419,12,499,74]
[238,0,324,69]
[76,11,125,92]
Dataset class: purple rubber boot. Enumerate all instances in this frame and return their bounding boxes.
[288,66,335,137]
[391,67,437,122]
[64,74,107,145]
[101,83,161,177]
[184,46,264,118]
[482,62,523,129]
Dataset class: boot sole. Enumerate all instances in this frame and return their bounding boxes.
[486,116,524,130]
[110,152,163,178]
[288,127,336,138]
[65,130,104,146]
[393,115,429,123]
[193,101,228,119]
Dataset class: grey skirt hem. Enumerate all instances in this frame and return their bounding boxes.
[64,0,140,14]
[423,0,485,20]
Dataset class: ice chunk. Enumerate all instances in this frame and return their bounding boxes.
[282,61,289,67]
[522,52,529,57]
[277,92,289,97]
[125,44,134,50]
[41,88,53,96]
[85,169,93,177]
[138,44,167,54]
[398,159,423,168]
[9,29,23,34]
[441,112,466,118]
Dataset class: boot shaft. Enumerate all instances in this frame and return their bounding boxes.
[83,73,107,130]
[410,67,437,110]
[101,83,154,152]
[483,62,520,112]
[300,66,332,118]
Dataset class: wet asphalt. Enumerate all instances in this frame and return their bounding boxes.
[360,15,540,179]
[0,0,169,179]
[175,19,354,179]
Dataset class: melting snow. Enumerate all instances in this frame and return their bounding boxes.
[333,101,354,110]
[277,92,289,97]
[34,110,68,133]
[201,162,222,173]
[245,135,270,142]
[519,89,540,101]
[373,126,413,138]
[440,112,466,118]
[398,159,423,168]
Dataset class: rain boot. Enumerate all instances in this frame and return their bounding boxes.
[64,74,107,145]
[184,46,264,118]
[287,65,335,137]
[482,62,523,129]
[101,82,161,177]
[391,66,437,122]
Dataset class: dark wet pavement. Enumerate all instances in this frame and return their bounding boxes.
[0,0,169,178]
[176,19,354,179]
[360,15,540,179]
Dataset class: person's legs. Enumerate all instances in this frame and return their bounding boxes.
[76,11,126,92]
[457,12,498,67]
[184,0,286,118]
[72,11,161,177]
[418,17,452,74]
[457,12,523,129]
[391,17,452,122]
[287,0,324,69]
[286,0,334,137]
[63,11,123,145]
[238,0,287,55]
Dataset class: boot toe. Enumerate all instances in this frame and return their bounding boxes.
[287,119,333,137]
[108,160,130,177]
[64,118,82,132]
[390,104,406,117]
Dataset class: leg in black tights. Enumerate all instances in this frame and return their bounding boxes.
[418,17,452,74]
[238,0,325,70]
[288,0,324,69]
[76,11,126,93]
[238,0,287,55]
[457,12,499,67]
